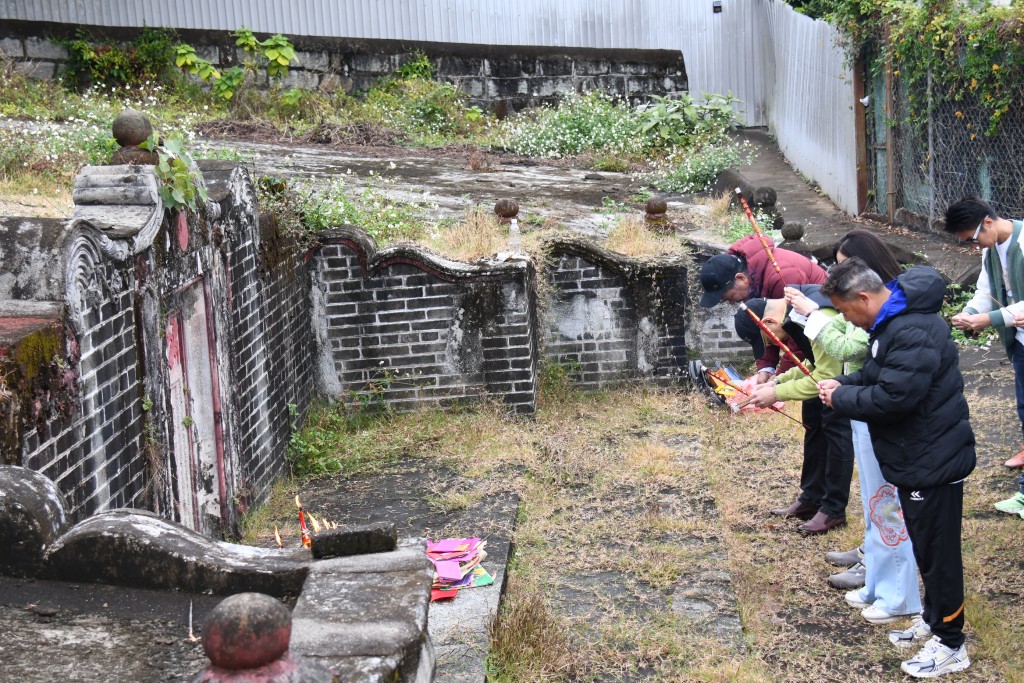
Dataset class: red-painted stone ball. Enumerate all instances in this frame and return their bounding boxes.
[202,592,292,670]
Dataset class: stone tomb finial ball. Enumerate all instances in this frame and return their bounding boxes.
[645,196,668,215]
[494,198,519,220]
[202,593,292,671]
[781,222,804,241]
[112,109,153,148]
[752,186,777,208]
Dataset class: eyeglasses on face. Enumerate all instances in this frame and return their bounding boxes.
[964,220,984,244]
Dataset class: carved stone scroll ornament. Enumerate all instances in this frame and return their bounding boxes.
[63,230,129,335]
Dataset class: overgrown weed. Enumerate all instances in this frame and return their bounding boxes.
[486,573,578,682]
[423,207,505,260]
[604,215,682,257]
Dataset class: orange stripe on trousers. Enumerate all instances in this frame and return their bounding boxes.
[943,602,965,623]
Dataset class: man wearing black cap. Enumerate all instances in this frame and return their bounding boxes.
[700,234,827,383]
[700,235,836,527]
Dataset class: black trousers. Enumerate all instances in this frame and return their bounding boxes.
[898,481,966,649]
[797,397,854,518]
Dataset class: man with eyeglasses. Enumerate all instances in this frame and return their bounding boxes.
[944,197,1024,515]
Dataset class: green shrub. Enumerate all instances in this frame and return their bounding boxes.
[647,138,753,194]
[175,28,298,103]
[364,77,473,139]
[499,91,645,158]
[395,51,436,80]
[60,27,178,90]
[591,154,630,172]
[636,92,741,149]
[258,172,426,245]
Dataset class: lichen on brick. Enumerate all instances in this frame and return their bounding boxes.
[0,322,78,464]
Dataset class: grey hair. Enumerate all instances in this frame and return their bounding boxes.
[821,257,886,300]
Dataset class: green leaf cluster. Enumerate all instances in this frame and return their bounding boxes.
[141,132,209,212]
[637,92,741,149]
[799,0,1024,136]
[395,52,436,80]
[174,27,298,101]
[59,27,178,90]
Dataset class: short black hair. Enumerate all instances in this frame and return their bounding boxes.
[821,257,886,300]
[734,298,767,359]
[943,197,997,235]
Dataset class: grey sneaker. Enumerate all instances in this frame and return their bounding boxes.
[900,636,970,678]
[890,615,932,650]
[845,588,870,609]
[828,561,866,590]
[824,546,864,567]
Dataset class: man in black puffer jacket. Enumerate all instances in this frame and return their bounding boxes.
[818,258,975,679]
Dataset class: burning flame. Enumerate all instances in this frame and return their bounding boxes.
[274,524,283,548]
[309,515,321,533]
[296,494,312,548]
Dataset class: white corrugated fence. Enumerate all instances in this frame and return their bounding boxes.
[1,0,768,126]
[761,0,859,213]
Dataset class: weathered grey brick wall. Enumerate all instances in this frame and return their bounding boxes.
[16,228,147,523]
[543,240,688,389]
[4,162,316,533]
[311,227,536,414]
[696,307,754,360]
[0,22,687,111]
[209,165,315,519]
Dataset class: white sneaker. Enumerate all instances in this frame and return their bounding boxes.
[889,615,932,650]
[900,636,970,678]
[845,589,870,609]
[861,604,903,624]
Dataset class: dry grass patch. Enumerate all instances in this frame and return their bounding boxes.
[0,179,74,218]
[604,216,683,257]
[423,207,506,261]
[681,192,732,232]
[251,374,1024,681]
[699,387,1024,683]
[704,192,733,224]
[487,573,579,682]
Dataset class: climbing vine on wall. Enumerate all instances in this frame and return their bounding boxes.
[790,0,1024,135]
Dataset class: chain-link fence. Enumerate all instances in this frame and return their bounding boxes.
[880,70,1024,225]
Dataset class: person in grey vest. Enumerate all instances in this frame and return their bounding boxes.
[944,197,1024,515]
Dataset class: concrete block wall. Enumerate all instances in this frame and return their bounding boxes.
[543,240,688,389]
[311,227,537,414]
[0,23,687,111]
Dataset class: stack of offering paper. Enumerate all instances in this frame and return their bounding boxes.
[426,537,495,601]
